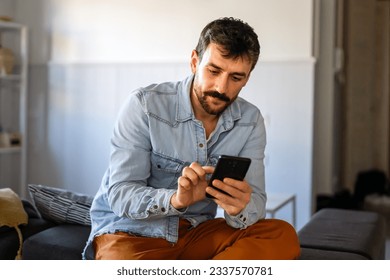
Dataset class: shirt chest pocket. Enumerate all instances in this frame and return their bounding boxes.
[148,152,186,189]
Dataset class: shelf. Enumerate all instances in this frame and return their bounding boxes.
[0,21,28,198]
[0,146,21,154]
[0,74,22,81]
[0,21,25,31]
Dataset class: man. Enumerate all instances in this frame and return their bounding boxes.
[83,17,300,260]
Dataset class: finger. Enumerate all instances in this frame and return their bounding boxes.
[189,162,206,178]
[178,176,191,190]
[202,165,215,175]
[223,178,252,194]
[205,186,219,198]
[211,180,250,207]
[211,179,233,196]
[220,179,252,200]
[209,183,247,215]
[182,166,199,185]
[206,182,235,202]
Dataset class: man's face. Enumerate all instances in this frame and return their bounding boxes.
[190,43,252,116]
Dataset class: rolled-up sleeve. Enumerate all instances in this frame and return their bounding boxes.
[106,91,182,219]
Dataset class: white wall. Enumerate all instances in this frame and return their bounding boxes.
[0,0,14,15]
[15,0,313,63]
[11,0,315,229]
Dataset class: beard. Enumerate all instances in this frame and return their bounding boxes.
[193,76,236,116]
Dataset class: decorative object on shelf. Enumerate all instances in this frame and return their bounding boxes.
[0,16,13,22]
[0,44,15,75]
[0,126,22,148]
[0,126,11,148]
[9,131,22,146]
[0,133,10,148]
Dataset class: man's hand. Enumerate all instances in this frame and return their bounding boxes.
[170,162,214,210]
[206,178,252,216]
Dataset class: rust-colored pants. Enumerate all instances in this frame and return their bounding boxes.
[93,218,300,260]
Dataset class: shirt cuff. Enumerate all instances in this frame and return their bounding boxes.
[225,210,249,229]
[145,189,186,216]
[224,199,260,229]
[167,190,188,215]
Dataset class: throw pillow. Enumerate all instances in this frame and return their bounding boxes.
[28,184,93,226]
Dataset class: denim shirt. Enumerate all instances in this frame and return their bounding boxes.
[82,75,267,259]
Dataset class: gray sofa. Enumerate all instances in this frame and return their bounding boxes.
[0,186,387,260]
[298,208,386,259]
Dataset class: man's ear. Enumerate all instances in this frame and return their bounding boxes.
[190,50,199,74]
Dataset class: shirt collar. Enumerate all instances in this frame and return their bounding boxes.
[176,75,194,122]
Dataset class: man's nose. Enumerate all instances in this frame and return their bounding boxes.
[215,75,229,94]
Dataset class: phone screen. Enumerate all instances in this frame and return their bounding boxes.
[206,155,251,198]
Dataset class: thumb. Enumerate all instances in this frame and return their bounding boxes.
[202,166,215,175]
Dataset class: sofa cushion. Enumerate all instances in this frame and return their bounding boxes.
[28,184,93,226]
[298,208,386,259]
[22,200,41,219]
[22,224,91,260]
[0,199,55,260]
[299,247,368,260]
[0,217,55,260]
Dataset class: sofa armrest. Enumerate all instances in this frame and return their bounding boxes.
[298,208,386,260]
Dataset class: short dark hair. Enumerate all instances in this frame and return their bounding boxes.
[195,17,260,71]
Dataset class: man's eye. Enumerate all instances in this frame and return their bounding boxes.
[232,76,242,82]
[209,69,219,75]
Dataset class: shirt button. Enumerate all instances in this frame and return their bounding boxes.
[199,143,204,148]
[153,205,158,209]
[161,207,166,212]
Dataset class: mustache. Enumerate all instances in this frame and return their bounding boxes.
[204,91,231,102]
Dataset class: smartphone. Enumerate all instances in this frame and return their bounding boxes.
[206,155,251,198]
